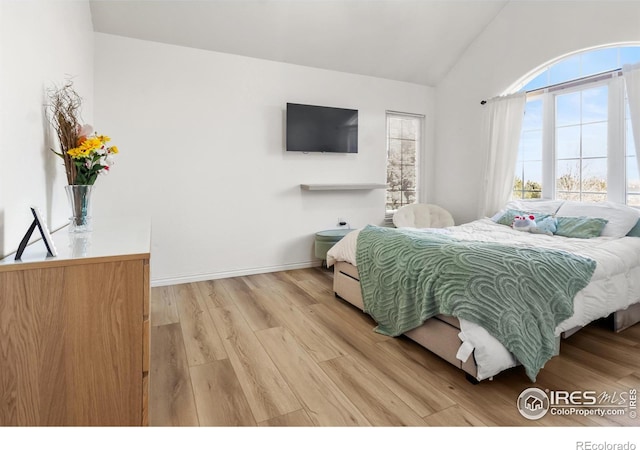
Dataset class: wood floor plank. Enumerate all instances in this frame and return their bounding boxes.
[306,303,455,417]
[319,355,427,426]
[254,288,348,362]
[619,323,640,341]
[223,286,280,331]
[149,324,199,426]
[559,340,634,381]
[616,372,640,388]
[192,280,236,309]
[258,409,315,427]
[375,338,539,426]
[150,286,179,326]
[208,305,301,422]
[190,360,256,426]
[263,273,319,308]
[256,327,371,426]
[175,284,226,365]
[422,405,488,426]
[567,331,640,370]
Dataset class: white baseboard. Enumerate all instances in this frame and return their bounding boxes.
[150,260,323,287]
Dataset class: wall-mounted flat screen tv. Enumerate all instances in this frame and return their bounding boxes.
[286,103,358,153]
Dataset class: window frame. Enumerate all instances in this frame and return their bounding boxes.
[516,73,630,204]
[385,111,424,219]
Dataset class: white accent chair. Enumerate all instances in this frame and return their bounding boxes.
[392,203,455,229]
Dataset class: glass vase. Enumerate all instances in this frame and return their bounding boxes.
[65,184,94,233]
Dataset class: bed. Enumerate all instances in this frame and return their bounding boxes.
[326,200,640,382]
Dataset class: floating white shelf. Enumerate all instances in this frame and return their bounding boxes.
[300,183,387,191]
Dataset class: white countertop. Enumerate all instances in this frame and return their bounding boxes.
[0,216,151,270]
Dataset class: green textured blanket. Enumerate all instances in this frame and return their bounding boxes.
[356,225,597,381]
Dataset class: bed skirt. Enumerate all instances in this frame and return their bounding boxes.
[333,261,479,379]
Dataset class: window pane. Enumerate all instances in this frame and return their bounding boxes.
[522,70,549,92]
[388,118,402,139]
[387,162,401,187]
[557,192,581,201]
[556,159,580,192]
[627,194,640,207]
[628,156,640,193]
[401,165,416,190]
[403,191,416,205]
[523,161,542,199]
[582,193,607,203]
[388,139,401,163]
[401,119,417,139]
[582,122,607,158]
[581,47,618,77]
[582,85,608,123]
[621,46,640,66]
[520,130,542,161]
[582,158,607,193]
[549,54,580,85]
[386,190,402,211]
[401,140,416,164]
[522,99,543,130]
[556,126,581,159]
[556,92,581,127]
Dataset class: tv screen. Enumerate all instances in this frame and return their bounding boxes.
[286,103,358,153]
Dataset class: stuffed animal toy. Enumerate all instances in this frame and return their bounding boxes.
[530,216,558,236]
[511,214,537,232]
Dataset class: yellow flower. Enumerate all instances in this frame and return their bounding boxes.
[67,137,102,159]
[97,135,111,143]
[110,146,119,154]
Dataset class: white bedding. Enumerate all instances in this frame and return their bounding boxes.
[326,218,640,380]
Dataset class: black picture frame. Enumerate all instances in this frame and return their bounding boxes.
[15,207,58,260]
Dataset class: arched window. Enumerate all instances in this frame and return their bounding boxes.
[513,45,640,206]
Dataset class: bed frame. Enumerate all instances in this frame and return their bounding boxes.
[332,261,640,381]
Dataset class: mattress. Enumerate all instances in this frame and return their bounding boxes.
[326,218,640,380]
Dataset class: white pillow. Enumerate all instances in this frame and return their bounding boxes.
[491,199,565,222]
[504,199,565,215]
[555,201,640,238]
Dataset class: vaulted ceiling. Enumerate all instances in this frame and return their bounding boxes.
[89,0,508,86]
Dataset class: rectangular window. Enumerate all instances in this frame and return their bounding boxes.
[386,112,422,214]
[514,79,637,205]
[555,85,608,202]
[514,98,543,199]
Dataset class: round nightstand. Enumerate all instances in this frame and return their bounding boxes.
[315,228,352,267]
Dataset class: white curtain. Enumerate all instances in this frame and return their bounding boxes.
[623,63,640,177]
[478,92,527,218]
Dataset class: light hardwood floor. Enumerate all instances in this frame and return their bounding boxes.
[149,268,640,426]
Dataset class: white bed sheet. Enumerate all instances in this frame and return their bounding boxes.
[326,219,640,380]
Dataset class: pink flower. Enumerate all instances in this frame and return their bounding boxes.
[78,124,94,138]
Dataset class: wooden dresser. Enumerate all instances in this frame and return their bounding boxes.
[0,218,150,426]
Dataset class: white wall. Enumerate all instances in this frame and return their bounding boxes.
[435,1,640,225]
[93,33,433,285]
[0,0,94,258]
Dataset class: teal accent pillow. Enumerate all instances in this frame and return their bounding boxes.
[496,209,551,227]
[555,216,608,238]
[627,218,640,237]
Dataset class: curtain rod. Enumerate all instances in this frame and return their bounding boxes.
[479,68,623,105]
